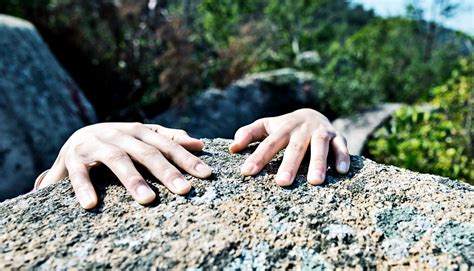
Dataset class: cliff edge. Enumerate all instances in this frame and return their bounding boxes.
[0,139,472,269]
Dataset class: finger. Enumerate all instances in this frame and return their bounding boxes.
[275,135,311,186]
[39,152,68,189]
[144,124,204,151]
[64,158,98,209]
[241,131,290,176]
[331,133,350,174]
[96,144,156,204]
[112,136,193,194]
[229,118,269,153]
[134,131,212,178]
[308,130,335,185]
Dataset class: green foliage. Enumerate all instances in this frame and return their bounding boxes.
[368,56,474,184]
[318,17,466,116]
[0,0,470,123]
[197,0,260,46]
[196,0,375,70]
[0,0,209,120]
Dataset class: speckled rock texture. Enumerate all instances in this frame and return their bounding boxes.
[0,15,97,200]
[1,139,473,270]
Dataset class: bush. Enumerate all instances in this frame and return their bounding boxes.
[367,56,474,184]
[0,0,244,120]
[318,17,470,117]
[0,1,469,122]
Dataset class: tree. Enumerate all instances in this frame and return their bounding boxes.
[368,56,474,184]
[318,17,467,116]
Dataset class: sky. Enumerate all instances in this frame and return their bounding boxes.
[351,0,474,35]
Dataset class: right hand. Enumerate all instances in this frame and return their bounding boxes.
[39,123,212,209]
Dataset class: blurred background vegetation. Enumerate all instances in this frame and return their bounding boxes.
[0,0,472,183]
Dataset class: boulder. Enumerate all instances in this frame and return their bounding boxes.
[152,68,318,139]
[0,15,97,200]
[332,103,404,155]
[0,138,472,269]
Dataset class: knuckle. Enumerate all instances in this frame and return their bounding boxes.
[75,183,90,192]
[290,142,307,153]
[68,170,83,180]
[336,131,348,142]
[235,127,250,138]
[168,140,180,149]
[252,118,266,126]
[176,129,188,136]
[163,167,180,180]
[141,148,162,159]
[72,141,96,159]
[72,143,86,157]
[311,157,326,167]
[262,140,277,150]
[101,131,121,141]
[314,130,333,141]
[161,142,180,157]
[125,175,145,190]
[246,156,263,169]
[279,119,293,128]
[338,150,350,158]
[130,122,144,130]
[184,155,200,168]
[298,122,311,133]
[71,179,90,192]
[107,150,128,163]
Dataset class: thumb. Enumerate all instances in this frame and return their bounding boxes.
[229,118,268,153]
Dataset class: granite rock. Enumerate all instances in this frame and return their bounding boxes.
[152,68,318,139]
[0,138,473,269]
[331,103,403,155]
[0,15,97,200]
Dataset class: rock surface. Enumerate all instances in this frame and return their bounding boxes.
[0,15,96,200]
[1,138,473,269]
[331,103,404,155]
[152,68,318,139]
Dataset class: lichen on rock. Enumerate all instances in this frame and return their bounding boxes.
[0,138,473,269]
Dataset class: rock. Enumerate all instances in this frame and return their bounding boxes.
[332,103,403,155]
[295,51,321,68]
[152,68,318,139]
[0,15,97,200]
[1,138,473,269]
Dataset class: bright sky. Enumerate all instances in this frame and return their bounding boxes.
[351,0,474,35]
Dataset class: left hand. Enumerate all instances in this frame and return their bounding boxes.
[229,108,350,186]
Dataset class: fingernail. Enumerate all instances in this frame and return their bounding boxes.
[77,191,94,209]
[195,163,212,177]
[136,184,156,203]
[241,162,256,175]
[337,161,349,173]
[172,178,191,193]
[276,171,292,186]
[234,129,245,140]
[308,170,325,183]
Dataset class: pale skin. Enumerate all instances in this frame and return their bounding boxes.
[39,108,350,209]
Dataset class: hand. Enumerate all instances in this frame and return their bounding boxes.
[229,108,350,186]
[39,123,212,209]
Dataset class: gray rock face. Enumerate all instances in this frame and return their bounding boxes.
[0,15,97,200]
[1,139,473,269]
[152,68,318,139]
[332,103,403,155]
